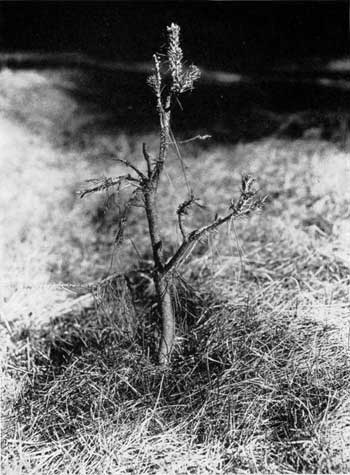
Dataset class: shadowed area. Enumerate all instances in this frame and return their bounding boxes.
[2,52,350,145]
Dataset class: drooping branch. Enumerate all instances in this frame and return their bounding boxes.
[113,189,141,248]
[78,175,139,198]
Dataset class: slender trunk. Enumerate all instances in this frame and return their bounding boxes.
[155,274,175,365]
[144,188,163,271]
[143,187,175,365]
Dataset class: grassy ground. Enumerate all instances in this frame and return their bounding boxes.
[1,67,350,474]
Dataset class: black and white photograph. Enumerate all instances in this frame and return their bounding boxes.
[1,1,350,473]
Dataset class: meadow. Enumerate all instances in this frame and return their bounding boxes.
[1,62,350,474]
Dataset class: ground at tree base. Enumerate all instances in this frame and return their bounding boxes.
[1,68,350,474]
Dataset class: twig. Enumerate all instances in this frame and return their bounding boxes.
[169,134,212,144]
[177,193,196,239]
[169,126,191,195]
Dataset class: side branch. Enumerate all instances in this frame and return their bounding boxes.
[78,175,139,198]
[110,157,145,180]
[163,211,233,275]
[164,176,265,275]
[169,134,212,145]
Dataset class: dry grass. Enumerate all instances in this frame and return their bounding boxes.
[1,68,350,474]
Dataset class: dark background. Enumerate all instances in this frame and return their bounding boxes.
[1,1,349,71]
[1,1,349,143]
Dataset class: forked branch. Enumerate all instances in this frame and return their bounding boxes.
[164,175,265,276]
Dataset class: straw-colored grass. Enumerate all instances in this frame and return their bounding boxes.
[1,68,350,474]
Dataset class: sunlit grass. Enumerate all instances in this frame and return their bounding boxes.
[1,68,350,474]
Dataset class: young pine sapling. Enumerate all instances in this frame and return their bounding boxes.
[80,23,264,365]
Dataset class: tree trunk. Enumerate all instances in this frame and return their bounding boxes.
[143,187,175,365]
[156,274,175,365]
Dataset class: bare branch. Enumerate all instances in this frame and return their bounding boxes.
[142,142,152,178]
[110,157,145,180]
[148,54,163,113]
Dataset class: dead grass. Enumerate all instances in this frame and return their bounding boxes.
[1,68,350,474]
